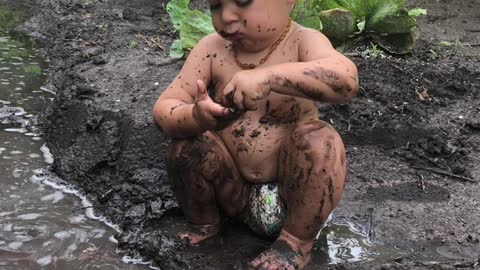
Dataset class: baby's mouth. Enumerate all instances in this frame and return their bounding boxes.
[220,31,245,41]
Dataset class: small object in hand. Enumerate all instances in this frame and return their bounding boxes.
[228,106,238,113]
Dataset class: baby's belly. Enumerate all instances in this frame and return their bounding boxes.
[218,117,290,183]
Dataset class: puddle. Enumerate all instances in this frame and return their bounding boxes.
[0,7,150,270]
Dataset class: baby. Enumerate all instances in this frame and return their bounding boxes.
[153,0,358,269]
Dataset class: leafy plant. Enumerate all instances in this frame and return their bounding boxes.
[0,9,25,33]
[310,0,427,54]
[369,42,383,58]
[166,0,426,58]
[166,0,214,58]
[128,40,138,48]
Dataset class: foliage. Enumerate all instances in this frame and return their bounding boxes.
[166,0,214,58]
[0,9,25,33]
[310,0,427,54]
[166,0,426,58]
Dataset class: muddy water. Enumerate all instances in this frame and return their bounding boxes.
[0,21,150,269]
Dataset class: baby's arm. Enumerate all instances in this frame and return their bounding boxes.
[223,28,358,110]
[153,34,230,138]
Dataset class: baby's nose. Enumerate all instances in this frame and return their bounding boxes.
[221,7,240,24]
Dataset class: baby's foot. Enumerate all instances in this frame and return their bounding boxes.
[249,230,312,270]
[177,222,220,245]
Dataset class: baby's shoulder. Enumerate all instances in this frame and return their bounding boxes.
[291,24,330,44]
[195,32,227,52]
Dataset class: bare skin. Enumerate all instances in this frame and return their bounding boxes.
[153,0,358,268]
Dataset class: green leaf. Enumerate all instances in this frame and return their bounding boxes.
[369,30,418,54]
[297,15,322,29]
[366,0,400,28]
[0,9,25,32]
[170,39,184,58]
[357,20,366,32]
[367,9,416,34]
[408,8,427,17]
[319,8,357,44]
[166,0,190,31]
[128,40,137,48]
[178,9,214,52]
[292,0,322,29]
[439,41,453,47]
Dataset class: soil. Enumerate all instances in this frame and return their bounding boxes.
[2,0,479,269]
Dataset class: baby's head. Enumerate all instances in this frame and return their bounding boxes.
[208,0,296,51]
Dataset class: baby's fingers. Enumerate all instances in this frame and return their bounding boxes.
[195,80,209,101]
[207,102,230,118]
[243,97,258,111]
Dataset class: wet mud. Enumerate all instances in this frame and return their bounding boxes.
[2,0,479,268]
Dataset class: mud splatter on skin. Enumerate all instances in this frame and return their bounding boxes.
[170,103,186,115]
[232,126,245,138]
[323,136,334,160]
[327,176,335,210]
[303,67,353,95]
[271,75,325,101]
[249,130,261,138]
[260,98,301,125]
[236,142,248,155]
[256,240,301,269]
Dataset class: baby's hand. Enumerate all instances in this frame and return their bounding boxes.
[223,70,271,111]
[193,80,234,130]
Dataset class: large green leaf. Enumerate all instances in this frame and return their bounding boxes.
[319,8,357,44]
[179,10,214,51]
[170,39,184,59]
[292,0,322,29]
[366,0,400,27]
[369,30,418,54]
[367,9,416,34]
[408,8,427,17]
[166,0,189,31]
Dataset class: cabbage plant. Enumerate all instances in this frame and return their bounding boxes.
[166,0,426,58]
[297,0,427,54]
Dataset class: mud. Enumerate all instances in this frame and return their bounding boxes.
[2,0,479,269]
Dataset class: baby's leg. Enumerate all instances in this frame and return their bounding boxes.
[167,131,250,244]
[250,120,346,269]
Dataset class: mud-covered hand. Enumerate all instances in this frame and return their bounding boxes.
[222,70,272,111]
[193,80,232,131]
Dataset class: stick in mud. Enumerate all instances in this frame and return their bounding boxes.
[411,166,478,183]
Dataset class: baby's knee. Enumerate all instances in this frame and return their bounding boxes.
[292,120,339,147]
[167,133,230,180]
[167,136,208,171]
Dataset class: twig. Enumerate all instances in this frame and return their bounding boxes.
[417,173,426,193]
[366,207,375,242]
[412,166,478,183]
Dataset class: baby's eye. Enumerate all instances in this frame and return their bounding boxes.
[235,0,253,7]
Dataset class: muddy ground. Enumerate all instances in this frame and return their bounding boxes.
[2,0,480,269]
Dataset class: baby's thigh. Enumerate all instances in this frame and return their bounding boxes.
[167,132,250,217]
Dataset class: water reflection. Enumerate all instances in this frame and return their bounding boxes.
[0,15,149,269]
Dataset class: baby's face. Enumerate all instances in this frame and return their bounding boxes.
[208,0,295,51]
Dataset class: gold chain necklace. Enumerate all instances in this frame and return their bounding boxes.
[233,18,292,70]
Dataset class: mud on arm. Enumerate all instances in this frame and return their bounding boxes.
[152,35,217,138]
[264,29,358,103]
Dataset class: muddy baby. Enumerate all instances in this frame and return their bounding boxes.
[153,0,358,269]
